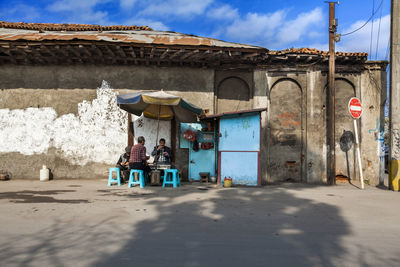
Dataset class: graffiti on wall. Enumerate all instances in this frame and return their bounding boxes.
[368,118,380,135]
[0,81,128,165]
[277,112,301,128]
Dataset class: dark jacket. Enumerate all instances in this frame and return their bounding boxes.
[151,145,172,162]
[116,153,130,169]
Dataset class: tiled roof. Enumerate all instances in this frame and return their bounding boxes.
[0,25,265,50]
[268,47,368,58]
[0,21,152,31]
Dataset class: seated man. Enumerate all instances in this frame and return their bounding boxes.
[116,146,131,183]
[129,136,151,178]
[151,138,172,163]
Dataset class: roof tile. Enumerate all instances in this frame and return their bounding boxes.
[268,47,368,58]
[0,21,152,31]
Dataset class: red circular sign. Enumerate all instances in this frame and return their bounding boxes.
[348,97,362,119]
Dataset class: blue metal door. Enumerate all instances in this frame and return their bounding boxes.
[189,147,216,180]
[218,113,261,186]
[180,123,216,181]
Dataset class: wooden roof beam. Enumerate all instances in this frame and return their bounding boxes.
[116,46,127,58]
[180,49,199,60]
[40,45,56,57]
[169,49,185,59]
[78,44,92,57]
[160,48,170,59]
[2,45,18,63]
[55,45,67,57]
[67,45,80,58]
[149,47,155,59]
[126,46,136,58]
[104,45,115,57]
[140,47,144,58]
[31,47,46,64]
[242,52,259,59]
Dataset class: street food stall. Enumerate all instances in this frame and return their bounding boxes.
[180,108,265,186]
[117,90,203,185]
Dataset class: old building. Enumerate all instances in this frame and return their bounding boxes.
[0,21,388,185]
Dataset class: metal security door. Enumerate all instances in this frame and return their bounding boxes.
[180,123,216,181]
[218,113,261,186]
[189,147,216,181]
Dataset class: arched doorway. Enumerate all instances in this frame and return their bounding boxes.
[334,78,356,179]
[268,79,302,182]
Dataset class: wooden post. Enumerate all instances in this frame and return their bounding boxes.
[327,1,338,185]
[128,113,134,146]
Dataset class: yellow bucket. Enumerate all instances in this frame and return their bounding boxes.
[224,177,232,187]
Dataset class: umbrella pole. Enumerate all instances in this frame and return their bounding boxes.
[156,105,161,146]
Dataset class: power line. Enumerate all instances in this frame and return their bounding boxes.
[369,0,375,60]
[341,0,384,36]
[385,35,390,61]
[375,0,384,59]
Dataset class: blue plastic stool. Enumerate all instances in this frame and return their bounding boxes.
[162,169,180,188]
[128,169,145,188]
[108,168,121,186]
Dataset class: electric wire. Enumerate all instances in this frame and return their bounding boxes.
[369,0,375,60]
[375,0,384,59]
[341,0,384,36]
[384,35,390,61]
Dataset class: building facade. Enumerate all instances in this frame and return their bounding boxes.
[0,21,388,185]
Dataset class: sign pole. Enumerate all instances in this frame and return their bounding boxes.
[349,97,364,189]
[353,119,364,189]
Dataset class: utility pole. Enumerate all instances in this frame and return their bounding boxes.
[128,113,134,146]
[326,1,338,185]
[389,0,400,191]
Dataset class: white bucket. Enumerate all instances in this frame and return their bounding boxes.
[40,165,49,181]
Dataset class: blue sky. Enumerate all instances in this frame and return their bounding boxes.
[0,0,391,60]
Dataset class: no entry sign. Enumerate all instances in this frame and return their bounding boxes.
[348,97,362,119]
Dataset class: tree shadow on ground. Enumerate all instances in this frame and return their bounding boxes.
[94,184,350,267]
[0,190,89,203]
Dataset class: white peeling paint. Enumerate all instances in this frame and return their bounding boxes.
[0,81,128,165]
[0,107,57,155]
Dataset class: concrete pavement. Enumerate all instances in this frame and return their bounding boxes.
[0,180,399,267]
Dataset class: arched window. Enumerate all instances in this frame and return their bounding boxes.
[217,77,250,113]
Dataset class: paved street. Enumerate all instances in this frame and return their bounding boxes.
[0,180,399,267]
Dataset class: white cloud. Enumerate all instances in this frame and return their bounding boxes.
[139,0,214,18]
[120,0,137,10]
[225,10,286,42]
[47,0,107,12]
[337,14,390,60]
[46,0,113,24]
[276,8,323,46]
[207,4,239,21]
[215,7,325,49]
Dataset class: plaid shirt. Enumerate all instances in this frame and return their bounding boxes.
[129,144,147,163]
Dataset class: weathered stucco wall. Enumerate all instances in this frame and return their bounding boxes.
[264,71,307,183]
[255,67,385,185]
[0,63,386,185]
[360,68,387,185]
[0,65,214,179]
[0,81,127,178]
[306,70,327,183]
[0,64,214,91]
